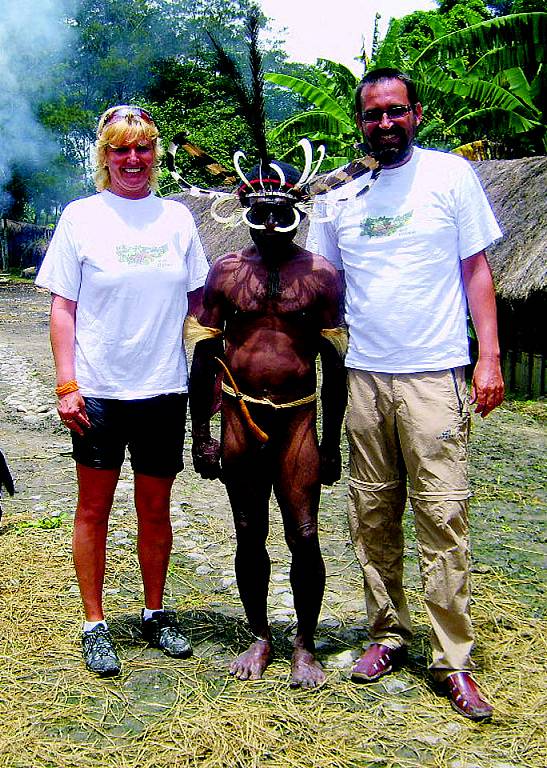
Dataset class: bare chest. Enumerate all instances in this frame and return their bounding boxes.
[225,261,322,318]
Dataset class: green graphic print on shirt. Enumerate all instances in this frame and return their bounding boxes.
[116,244,168,266]
[360,211,412,237]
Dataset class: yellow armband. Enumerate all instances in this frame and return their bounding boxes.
[321,326,348,357]
[184,315,223,344]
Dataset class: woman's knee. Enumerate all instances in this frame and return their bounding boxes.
[74,499,111,527]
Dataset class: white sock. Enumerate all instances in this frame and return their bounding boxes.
[142,607,163,621]
[83,619,107,633]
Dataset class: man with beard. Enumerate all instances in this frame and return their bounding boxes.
[308,69,504,720]
[189,163,347,689]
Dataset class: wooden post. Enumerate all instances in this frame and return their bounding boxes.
[502,350,513,393]
[514,351,530,396]
[0,218,7,272]
[530,355,544,398]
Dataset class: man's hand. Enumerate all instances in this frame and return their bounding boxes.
[461,252,504,418]
[320,443,342,486]
[470,355,504,418]
[192,435,223,481]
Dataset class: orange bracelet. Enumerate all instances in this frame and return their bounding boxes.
[55,379,80,396]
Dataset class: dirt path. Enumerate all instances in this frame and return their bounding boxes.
[0,282,545,768]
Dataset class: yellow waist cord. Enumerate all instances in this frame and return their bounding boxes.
[214,358,270,443]
[221,382,317,410]
[184,317,345,441]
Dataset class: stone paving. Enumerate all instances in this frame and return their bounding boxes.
[0,283,369,665]
[1,282,545,768]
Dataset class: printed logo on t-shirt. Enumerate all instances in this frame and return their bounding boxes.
[116,244,168,265]
[360,211,412,237]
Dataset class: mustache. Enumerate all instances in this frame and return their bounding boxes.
[370,124,406,142]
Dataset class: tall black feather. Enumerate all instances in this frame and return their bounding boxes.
[246,7,268,166]
[207,6,269,166]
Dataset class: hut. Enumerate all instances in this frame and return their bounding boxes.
[474,156,546,398]
[177,154,547,398]
[0,218,52,273]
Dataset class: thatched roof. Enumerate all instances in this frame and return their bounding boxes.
[2,218,51,235]
[170,195,252,262]
[473,156,546,301]
[174,154,547,302]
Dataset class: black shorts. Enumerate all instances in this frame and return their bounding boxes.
[71,394,188,477]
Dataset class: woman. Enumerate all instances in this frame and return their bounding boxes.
[36,105,209,676]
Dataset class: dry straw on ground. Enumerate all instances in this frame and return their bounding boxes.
[1,513,545,768]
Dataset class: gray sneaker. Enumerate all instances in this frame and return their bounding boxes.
[141,609,192,658]
[81,625,121,677]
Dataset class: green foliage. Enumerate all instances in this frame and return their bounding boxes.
[16,513,67,532]
[151,97,252,194]
[5,0,545,218]
[265,60,360,169]
[3,0,291,220]
[264,5,546,164]
[411,13,546,153]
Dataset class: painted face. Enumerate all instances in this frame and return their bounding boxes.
[105,140,155,199]
[246,198,298,231]
[247,199,299,254]
[357,79,422,168]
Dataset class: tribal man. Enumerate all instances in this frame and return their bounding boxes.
[188,161,347,689]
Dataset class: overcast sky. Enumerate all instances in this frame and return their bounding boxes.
[258,0,437,75]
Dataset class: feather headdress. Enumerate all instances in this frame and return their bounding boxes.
[166,7,380,229]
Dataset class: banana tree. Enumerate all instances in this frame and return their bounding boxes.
[266,59,360,170]
[412,12,546,152]
[266,12,546,161]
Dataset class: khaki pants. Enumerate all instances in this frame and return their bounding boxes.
[346,368,474,675]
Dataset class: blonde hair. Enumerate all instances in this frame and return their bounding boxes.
[93,106,163,192]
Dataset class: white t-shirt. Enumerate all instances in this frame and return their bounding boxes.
[36,190,209,398]
[307,147,502,373]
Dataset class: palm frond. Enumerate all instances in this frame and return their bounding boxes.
[315,58,359,94]
[468,42,545,78]
[414,12,546,69]
[494,67,537,109]
[265,73,354,127]
[417,66,540,118]
[447,107,540,134]
[267,109,356,144]
[371,18,406,69]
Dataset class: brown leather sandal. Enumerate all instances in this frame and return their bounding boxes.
[351,643,407,683]
[444,672,493,721]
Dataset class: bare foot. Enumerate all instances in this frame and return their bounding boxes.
[290,647,325,689]
[229,640,272,681]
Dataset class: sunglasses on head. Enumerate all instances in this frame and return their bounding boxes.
[102,105,154,127]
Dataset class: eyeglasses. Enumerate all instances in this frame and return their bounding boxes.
[361,104,413,123]
[102,105,154,127]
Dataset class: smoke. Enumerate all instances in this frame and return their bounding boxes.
[0,0,77,213]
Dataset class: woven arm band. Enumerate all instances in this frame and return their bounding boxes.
[321,327,348,357]
[184,315,223,344]
[55,379,80,396]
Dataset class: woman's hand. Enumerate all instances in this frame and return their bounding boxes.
[57,390,90,435]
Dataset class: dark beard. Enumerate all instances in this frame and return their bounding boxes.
[366,125,412,165]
